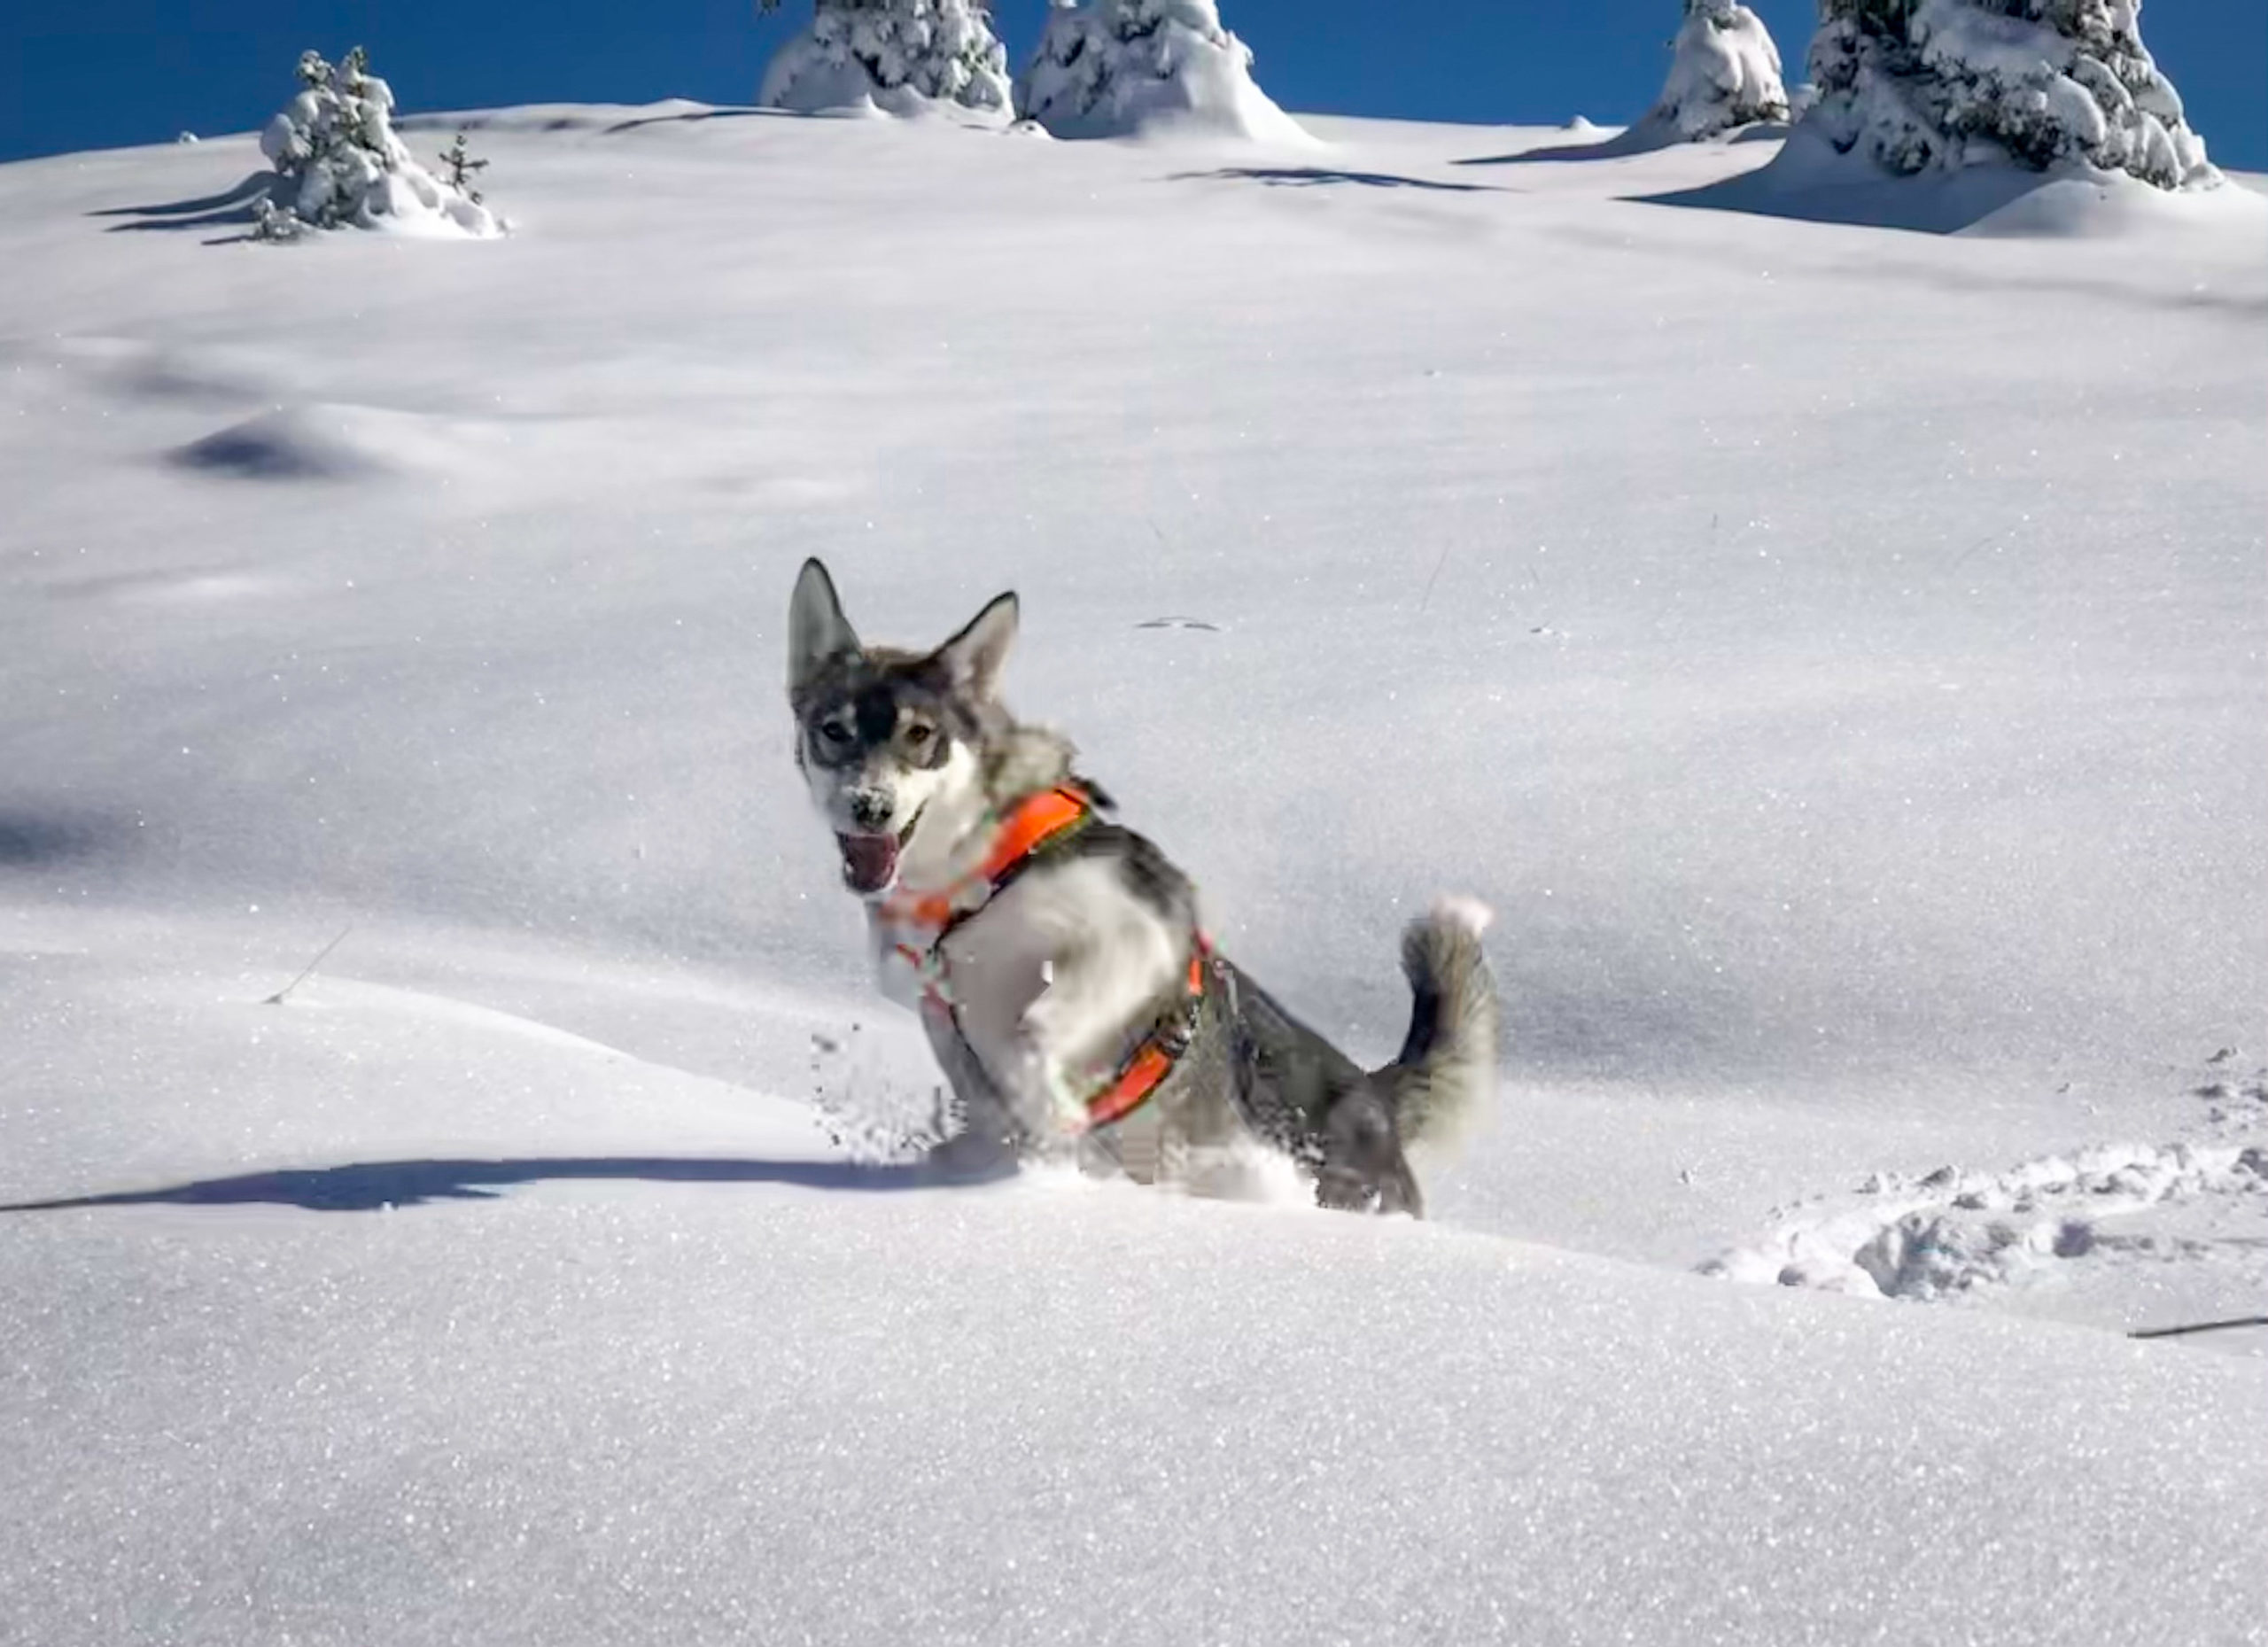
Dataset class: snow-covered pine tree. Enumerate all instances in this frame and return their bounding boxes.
[1805,0,2218,189]
[757,0,1013,117]
[259,46,500,236]
[1015,0,1309,142]
[1651,0,1790,139]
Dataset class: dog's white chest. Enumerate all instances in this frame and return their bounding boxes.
[865,896,1050,1029]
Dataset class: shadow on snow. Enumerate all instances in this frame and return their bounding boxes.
[0,1154,1003,1215]
[89,173,271,237]
[1169,167,1511,194]
[1456,123,1786,167]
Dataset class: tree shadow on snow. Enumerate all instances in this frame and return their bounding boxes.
[600,106,799,136]
[1633,165,2050,235]
[1169,167,1511,194]
[0,1154,1002,1215]
[1456,121,1786,167]
[1620,128,2116,237]
[90,173,272,237]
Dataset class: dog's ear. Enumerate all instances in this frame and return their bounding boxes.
[933,591,1018,702]
[788,559,860,695]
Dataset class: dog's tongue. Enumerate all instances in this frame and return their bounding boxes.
[837,833,899,894]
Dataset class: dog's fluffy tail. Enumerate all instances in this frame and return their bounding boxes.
[1376,897,1498,1151]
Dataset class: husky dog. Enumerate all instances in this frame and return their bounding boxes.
[786,558,1496,1215]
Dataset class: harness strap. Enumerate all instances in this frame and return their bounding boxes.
[1076,942,1209,1133]
[885,782,1207,1137]
[882,784,1095,936]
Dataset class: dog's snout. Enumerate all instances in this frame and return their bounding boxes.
[848,789,893,831]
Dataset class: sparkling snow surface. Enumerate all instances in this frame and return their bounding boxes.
[4,108,2265,1644]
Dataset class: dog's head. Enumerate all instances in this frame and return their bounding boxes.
[787,558,1017,896]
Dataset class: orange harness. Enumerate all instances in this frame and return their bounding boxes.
[880,783,1208,1136]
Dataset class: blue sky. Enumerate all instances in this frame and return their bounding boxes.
[4,1,2263,171]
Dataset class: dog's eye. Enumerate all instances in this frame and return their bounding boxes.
[903,723,934,748]
[819,721,852,747]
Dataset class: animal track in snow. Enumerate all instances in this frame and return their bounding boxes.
[1701,1076,2268,1310]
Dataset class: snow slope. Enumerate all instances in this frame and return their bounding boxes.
[3,105,2264,1643]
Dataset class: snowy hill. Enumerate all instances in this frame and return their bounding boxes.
[3,105,2264,1644]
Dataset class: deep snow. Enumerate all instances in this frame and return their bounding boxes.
[3,104,2264,1644]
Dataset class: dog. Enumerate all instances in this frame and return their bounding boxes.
[786,557,1496,1215]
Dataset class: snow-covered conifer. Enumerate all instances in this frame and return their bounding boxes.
[758,0,1013,118]
[1651,1,1790,139]
[1805,0,2218,190]
[1015,0,1309,143]
[259,47,500,237]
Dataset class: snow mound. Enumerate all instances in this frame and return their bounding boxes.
[759,0,1011,120]
[173,406,385,480]
[1961,167,2268,238]
[1015,0,1311,144]
[1806,0,2220,191]
[1643,120,2245,235]
[169,404,495,484]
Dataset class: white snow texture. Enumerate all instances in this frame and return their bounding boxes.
[259,48,499,236]
[1015,0,1309,142]
[759,0,1012,117]
[1708,1134,2268,1303]
[4,95,2266,1647]
[1806,0,2220,189]
[1652,0,1790,139]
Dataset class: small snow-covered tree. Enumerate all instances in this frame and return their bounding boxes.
[1015,0,1309,142]
[1651,1,1790,138]
[435,130,490,202]
[1805,0,2219,189]
[757,0,1013,117]
[259,47,500,236]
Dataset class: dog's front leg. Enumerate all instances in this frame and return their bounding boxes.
[990,1041,1088,1161]
[1003,933,1180,1151]
[916,1000,1024,1177]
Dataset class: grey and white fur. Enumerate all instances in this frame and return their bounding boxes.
[786,557,1496,1215]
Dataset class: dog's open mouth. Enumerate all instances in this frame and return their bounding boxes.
[835,805,922,895]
